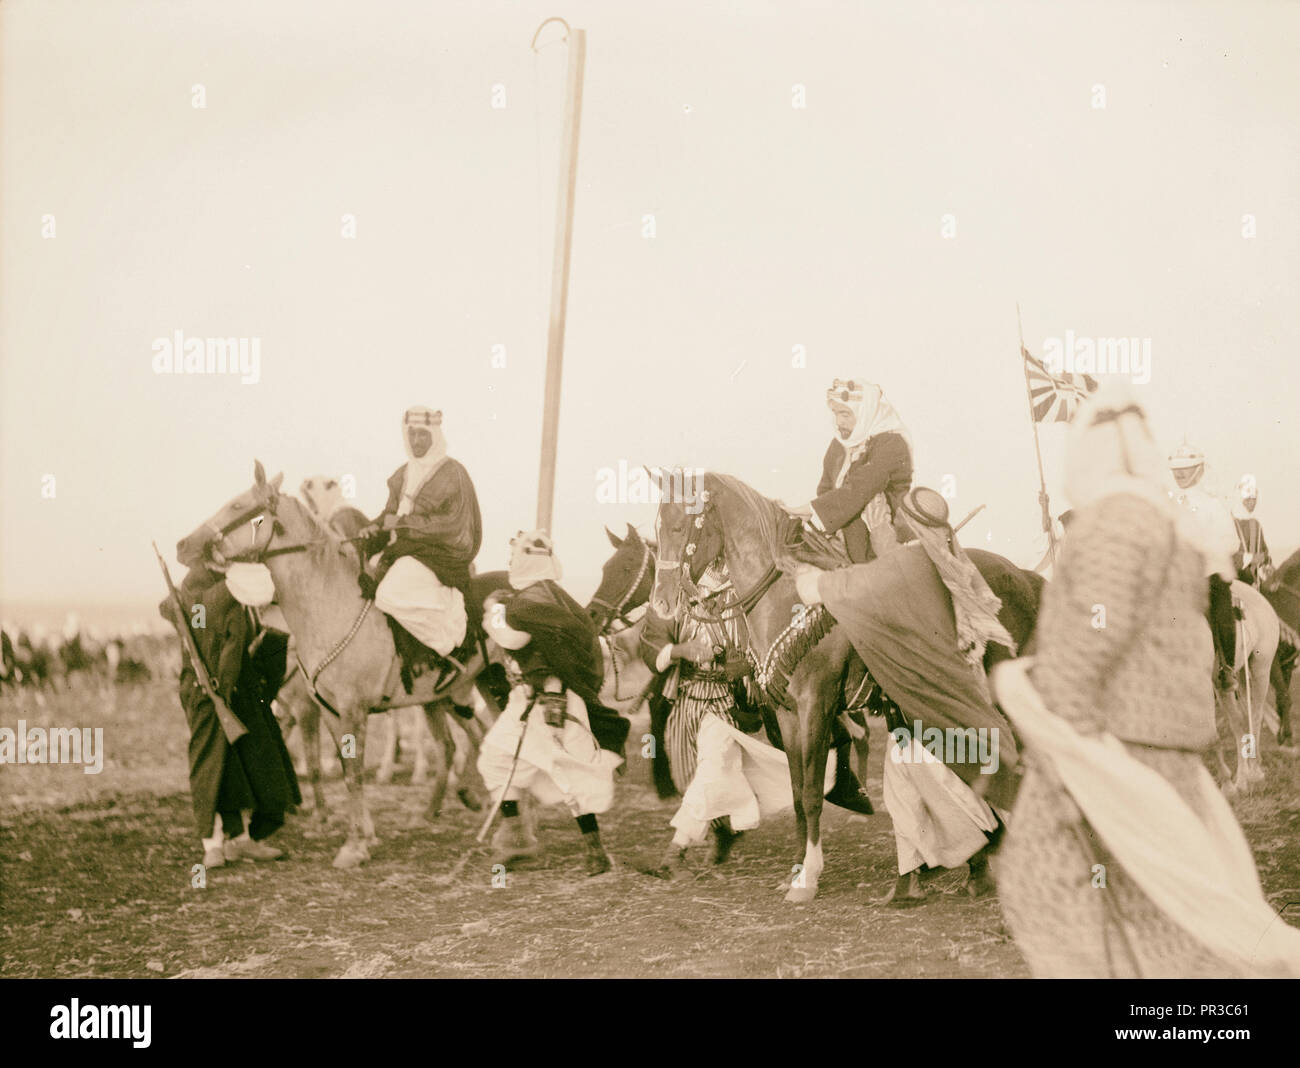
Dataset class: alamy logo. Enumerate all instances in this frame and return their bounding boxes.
[0,721,104,774]
[49,999,151,1047]
[889,721,1000,775]
[595,461,708,515]
[151,330,261,384]
[1041,331,1151,385]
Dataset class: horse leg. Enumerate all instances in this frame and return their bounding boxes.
[332,708,372,869]
[300,698,328,821]
[647,692,678,800]
[451,709,489,811]
[774,704,809,895]
[421,702,453,820]
[376,711,398,785]
[788,709,830,904]
[410,706,431,785]
[1244,648,1269,782]
[1273,652,1296,749]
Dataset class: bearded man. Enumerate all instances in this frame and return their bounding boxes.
[360,407,483,679]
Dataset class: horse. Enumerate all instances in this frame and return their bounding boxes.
[272,476,487,813]
[649,470,1042,903]
[1262,549,1300,747]
[586,523,677,796]
[1213,580,1285,793]
[177,461,505,868]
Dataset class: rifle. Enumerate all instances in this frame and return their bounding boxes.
[153,542,248,744]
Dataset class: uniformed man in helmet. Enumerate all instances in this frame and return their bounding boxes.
[1168,442,1239,690]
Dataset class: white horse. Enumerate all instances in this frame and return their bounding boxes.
[1214,580,1281,794]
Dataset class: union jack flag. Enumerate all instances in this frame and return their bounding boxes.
[1022,347,1097,423]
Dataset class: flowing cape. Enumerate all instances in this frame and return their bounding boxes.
[995,658,1300,977]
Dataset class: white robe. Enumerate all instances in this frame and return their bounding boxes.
[882,736,998,874]
[478,685,622,816]
[670,713,836,846]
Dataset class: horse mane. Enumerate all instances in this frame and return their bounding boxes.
[706,472,849,572]
[277,492,357,567]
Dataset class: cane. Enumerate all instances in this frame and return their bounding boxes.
[429,697,534,887]
[474,697,533,843]
[953,504,986,534]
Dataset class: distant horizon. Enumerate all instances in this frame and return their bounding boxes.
[4,1,1298,614]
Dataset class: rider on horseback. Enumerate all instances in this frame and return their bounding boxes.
[792,377,914,563]
[785,376,914,813]
[1232,475,1273,588]
[1168,442,1239,690]
[359,407,483,681]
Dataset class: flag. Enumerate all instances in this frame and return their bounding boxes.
[1022,347,1098,423]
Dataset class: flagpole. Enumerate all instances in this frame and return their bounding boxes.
[532,18,586,535]
[1017,304,1058,572]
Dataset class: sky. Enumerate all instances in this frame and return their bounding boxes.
[2,0,1298,626]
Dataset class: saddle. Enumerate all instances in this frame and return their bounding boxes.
[367,568,515,701]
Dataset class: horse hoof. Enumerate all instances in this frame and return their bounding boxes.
[376,769,395,786]
[332,843,369,869]
[784,884,817,904]
[310,808,329,824]
[458,787,484,812]
[963,873,996,899]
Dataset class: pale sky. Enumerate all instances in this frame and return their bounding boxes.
[2,0,1297,622]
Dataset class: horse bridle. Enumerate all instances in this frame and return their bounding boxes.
[657,490,781,625]
[590,538,654,632]
[207,488,334,565]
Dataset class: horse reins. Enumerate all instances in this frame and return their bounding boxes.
[660,490,782,625]
[590,538,654,632]
[210,488,377,716]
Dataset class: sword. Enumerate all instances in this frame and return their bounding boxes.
[953,504,986,534]
[153,542,248,744]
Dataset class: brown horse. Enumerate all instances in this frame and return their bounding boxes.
[177,461,500,868]
[1263,549,1300,748]
[649,470,1042,903]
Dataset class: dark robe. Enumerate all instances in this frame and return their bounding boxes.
[1233,514,1271,585]
[375,457,482,592]
[163,570,300,840]
[812,431,913,563]
[503,580,629,753]
[818,545,1020,810]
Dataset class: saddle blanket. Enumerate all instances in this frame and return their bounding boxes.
[374,556,467,656]
[670,713,835,847]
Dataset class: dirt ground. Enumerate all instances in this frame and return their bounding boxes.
[3,677,1300,978]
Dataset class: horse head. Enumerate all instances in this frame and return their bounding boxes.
[648,468,723,619]
[587,522,656,631]
[176,459,287,569]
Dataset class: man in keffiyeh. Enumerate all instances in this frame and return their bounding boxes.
[158,564,300,871]
[992,382,1300,977]
[478,531,627,877]
[793,486,1024,906]
[789,377,914,563]
[1231,476,1273,588]
[362,407,483,675]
